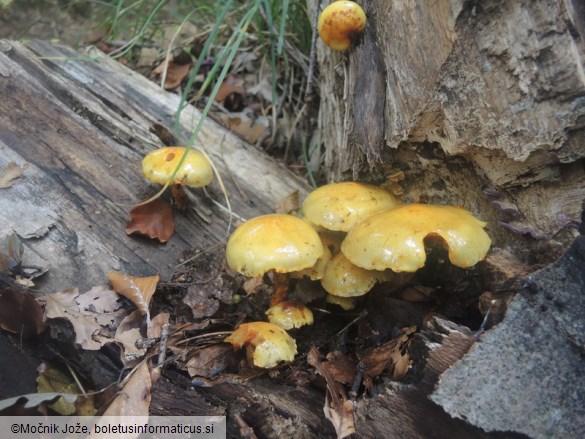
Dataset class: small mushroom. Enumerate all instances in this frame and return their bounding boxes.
[224,321,297,368]
[320,252,381,297]
[266,300,314,330]
[318,1,367,51]
[326,294,357,310]
[225,214,324,305]
[341,204,492,272]
[302,182,400,232]
[142,146,212,208]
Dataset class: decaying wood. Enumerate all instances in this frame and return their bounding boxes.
[0,39,310,294]
[145,316,502,438]
[309,0,585,256]
[432,236,585,439]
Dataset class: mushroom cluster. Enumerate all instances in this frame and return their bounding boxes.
[223,181,491,367]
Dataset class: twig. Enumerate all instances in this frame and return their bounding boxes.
[65,361,87,397]
[157,323,170,368]
[475,299,496,338]
[349,361,366,401]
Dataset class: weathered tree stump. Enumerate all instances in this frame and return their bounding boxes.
[309,0,585,258]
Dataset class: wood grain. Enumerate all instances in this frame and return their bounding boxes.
[0,40,310,293]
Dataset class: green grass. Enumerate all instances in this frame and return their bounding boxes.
[70,0,315,213]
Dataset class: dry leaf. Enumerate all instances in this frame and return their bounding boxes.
[152,59,191,89]
[182,285,222,319]
[0,162,28,188]
[214,74,246,111]
[360,326,416,384]
[275,190,299,214]
[186,344,232,378]
[125,198,174,243]
[44,289,106,350]
[215,74,246,102]
[242,276,265,295]
[15,276,35,287]
[37,363,96,416]
[44,287,124,350]
[0,288,45,339]
[108,272,160,326]
[147,312,170,339]
[76,285,123,315]
[308,346,356,439]
[115,310,146,366]
[218,111,269,143]
[98,360,151,424]
[323,351,356,385]
[324,394,356,439]
[79,286,126,339]
[0,233,47,281]
[137,47,158,67]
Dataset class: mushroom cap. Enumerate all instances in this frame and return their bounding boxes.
[225,214,324,277]
[291,242,332,281]
[142,146,212,188]
[321,252,380,297]
[266,301,314,330]
[302,182,400,232]
[318,1,367,51]
[224,321,297,368]
[326,294,357,310]
[341,204,491,272]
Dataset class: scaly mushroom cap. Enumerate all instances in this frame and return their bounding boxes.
[302,182,400,232]
[142,146,212,188]
[318,1,367,51]
[224,321,297,368]
[341,204,491,272]
[321,252,381,297]
[266,301,314,330]
[225,214,324,277]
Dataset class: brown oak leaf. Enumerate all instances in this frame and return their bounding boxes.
[125,198,174,243]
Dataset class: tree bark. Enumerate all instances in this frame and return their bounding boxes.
[309,0,585,259]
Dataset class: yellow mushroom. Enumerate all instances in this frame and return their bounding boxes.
[266,300,314,330]
[225,214,324,305]
[302,182,400,232]
[326,294,357,310]
[318,1,367,51]
[142,146,213,209]
[341,204,491,272]
[224,322,297,368]
[291,243,332,281]
[142,146,212,187]
[320,252,381,297]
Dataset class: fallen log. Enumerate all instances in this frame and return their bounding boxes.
[0,39,310,294]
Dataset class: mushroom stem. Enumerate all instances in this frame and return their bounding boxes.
[270,272,290,307]
[171,183,189,210]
